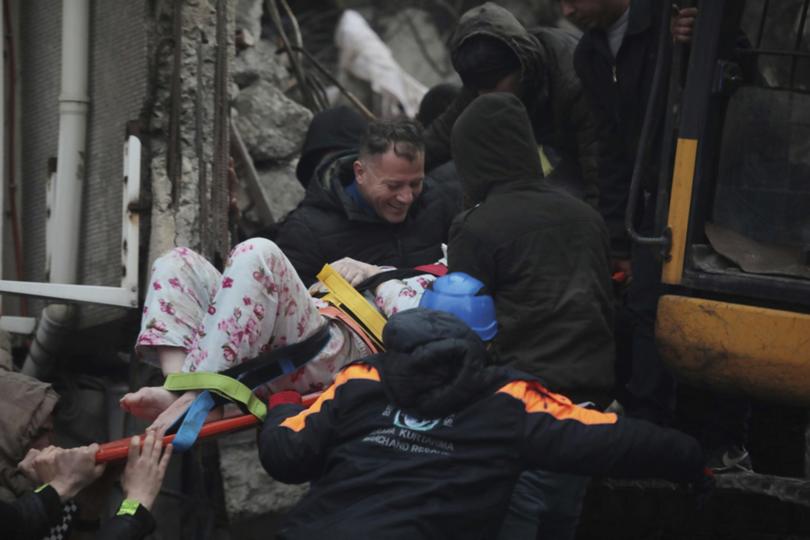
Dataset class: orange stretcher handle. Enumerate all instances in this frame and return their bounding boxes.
[96,391,321,464]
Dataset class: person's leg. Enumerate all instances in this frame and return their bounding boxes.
[124,239,369,426]
[182,238,325,374]
[497,470,589,540]
[136,246,223,375]
[624,203,677,425]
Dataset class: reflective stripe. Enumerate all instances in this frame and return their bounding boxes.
[280,364,381,433]
[497,381,617,425]
[117,499,141,517]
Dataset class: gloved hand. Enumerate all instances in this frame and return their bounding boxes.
[268,390,303,409]
[329,257,383,286]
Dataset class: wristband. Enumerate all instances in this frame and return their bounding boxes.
[34,483,49,493]
[117,498,141,516]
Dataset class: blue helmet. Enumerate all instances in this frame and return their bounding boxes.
[418,272,498,341]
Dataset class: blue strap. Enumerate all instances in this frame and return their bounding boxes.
[166,341,313,453]
[170,391,216,452]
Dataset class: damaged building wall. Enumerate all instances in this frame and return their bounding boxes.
[148,0,233,270]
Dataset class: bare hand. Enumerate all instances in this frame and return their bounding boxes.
[32,445,106,501]
[671,6,697,44]
[17,448,42,483]
[329,257,383,286]
[122,430,173,511]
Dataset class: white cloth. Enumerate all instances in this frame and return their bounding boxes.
[335,10,427,117]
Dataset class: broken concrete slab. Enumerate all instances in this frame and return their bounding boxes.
[233,39,289,89]
[233,80,313,162]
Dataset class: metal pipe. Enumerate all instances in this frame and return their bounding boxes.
[23,0,90,377]
[49,0,90,284]
[22,304,75,380]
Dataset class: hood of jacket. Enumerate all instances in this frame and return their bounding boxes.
[296,106,368,188]
[450,3,545,93]
[451,93,543,205]
[376,308,494,419]
[0,367,59,500]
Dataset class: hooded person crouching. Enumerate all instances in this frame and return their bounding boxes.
[258,304,709,540]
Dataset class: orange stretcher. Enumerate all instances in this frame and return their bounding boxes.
[95,391,321,464]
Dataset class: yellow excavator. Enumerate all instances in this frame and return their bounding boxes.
[620,0,810,510]
[654,0,810,410]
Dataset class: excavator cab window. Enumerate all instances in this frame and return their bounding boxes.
[668,0,810,307]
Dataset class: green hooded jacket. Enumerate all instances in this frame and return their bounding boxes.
[425,3,601,207]
[447,93,614,406]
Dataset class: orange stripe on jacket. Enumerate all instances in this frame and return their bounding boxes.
[280,364,381,433]
[497,381,617,426]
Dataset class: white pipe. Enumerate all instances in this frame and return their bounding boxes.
[22,0,90,377]
[49,0,90,284]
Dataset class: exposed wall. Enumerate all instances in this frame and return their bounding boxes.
[147,0,233,271]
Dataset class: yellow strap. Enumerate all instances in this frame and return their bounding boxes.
[164,372,268,421]
[538,145,554,177]
[316,264,387,348]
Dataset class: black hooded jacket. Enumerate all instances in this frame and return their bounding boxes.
[447,93,614,406]
[295,106,368,188]
[275,153,461,286]
[573,0,667,257]
[424,3,601,206]
[259,309,705,540]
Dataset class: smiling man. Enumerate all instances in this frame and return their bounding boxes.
[276,118,460,285]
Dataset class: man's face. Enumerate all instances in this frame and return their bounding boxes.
[560,0,620,30]
[354,148,424,224]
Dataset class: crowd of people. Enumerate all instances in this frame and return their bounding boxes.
[5,1,733,539]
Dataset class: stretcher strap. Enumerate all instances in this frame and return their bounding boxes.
[168,391,215,452]
[317,263,386,350]
[165,372,276,452]
[165,372,269,421]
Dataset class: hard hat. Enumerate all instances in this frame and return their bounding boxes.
[418,272,498,341]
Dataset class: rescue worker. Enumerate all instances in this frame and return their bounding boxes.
[7,432,170,540]
[259,308,710,540]
[423,2,602,206]
[1,358,171,539]
[276,117,461,285]
[447,92,613,539]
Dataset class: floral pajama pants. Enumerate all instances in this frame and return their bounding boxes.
[136,238,371,394]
